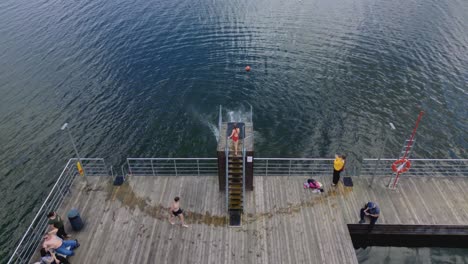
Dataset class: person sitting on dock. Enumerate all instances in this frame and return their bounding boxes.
[169,196,189,228]
[43,234,79,257]
[228,123,240,156]
[38,247,69,264]
[304,178,324,193]
[359,202,380,226]
[47,211,70,239]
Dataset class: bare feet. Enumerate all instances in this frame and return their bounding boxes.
[182,224,189,228]
[169,219,175,225]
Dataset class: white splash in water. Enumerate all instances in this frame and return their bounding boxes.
[207,122,220,142]
[226,109,251,123]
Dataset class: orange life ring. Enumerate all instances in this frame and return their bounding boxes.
[391,159,411,173]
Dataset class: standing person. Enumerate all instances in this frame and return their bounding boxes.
[228,123,240,156]
[332,154,346,186]
[47,211,70,239]
[359,202,380,226]
[169,196,189,228]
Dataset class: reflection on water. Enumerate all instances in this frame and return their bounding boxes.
[357,247,468,264]
[0,0,467,260]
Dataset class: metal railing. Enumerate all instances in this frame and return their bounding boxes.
[254,158,335,176]
[241,131,250,210]
[361,159,468,177]
[80,158,108,176]
[126,158,218,176]
[7,158,107,264]
[123,158,468,178]
[218,105,222,143]
[225,135,229,212]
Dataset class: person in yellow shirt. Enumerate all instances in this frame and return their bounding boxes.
[332,154,346,186]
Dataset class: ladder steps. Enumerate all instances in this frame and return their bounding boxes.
[227,150,244,213]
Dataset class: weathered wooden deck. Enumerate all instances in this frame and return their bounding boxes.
[46,175,468,264]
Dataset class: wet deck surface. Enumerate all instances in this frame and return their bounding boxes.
[49,175,468,264]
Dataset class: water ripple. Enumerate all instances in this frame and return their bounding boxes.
[0,0,467,261]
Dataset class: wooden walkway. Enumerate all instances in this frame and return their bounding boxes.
[41,175,468,264]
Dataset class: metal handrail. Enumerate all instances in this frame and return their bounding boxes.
[128,158,217,160]
[242,129,246,210]
[218,105,222,142]
[127,158,217,176]
[225,134,229,212]
[364,158,468,161]
[361,158,468,177]
[7,159,74,264]
[125,157,468,177]
[256,158,335,161]
[7,158,107,264]
[254,158,334,176]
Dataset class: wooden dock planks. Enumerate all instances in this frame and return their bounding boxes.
[36,175,468,264]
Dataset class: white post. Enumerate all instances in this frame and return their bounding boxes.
[61,123,86,177]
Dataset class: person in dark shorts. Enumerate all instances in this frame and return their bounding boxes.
[47,211,70,239]
[169,196,188,228]
[359,202,380,227]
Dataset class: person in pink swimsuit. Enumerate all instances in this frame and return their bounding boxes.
[228,123,240,156]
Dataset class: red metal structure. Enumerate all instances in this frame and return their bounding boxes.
[391,111,424,189]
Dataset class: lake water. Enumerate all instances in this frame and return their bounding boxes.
[0,0,467,261]
[357,247,468,264]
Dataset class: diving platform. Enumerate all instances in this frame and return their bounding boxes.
[31,174,468,264]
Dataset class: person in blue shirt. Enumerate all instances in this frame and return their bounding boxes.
[359,202,380,226]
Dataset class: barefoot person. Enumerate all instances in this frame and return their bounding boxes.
[228,123,240,156]
[42,234,79,257]
[169,196,188,228]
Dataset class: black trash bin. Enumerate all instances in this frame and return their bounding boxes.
[68,208,84,231]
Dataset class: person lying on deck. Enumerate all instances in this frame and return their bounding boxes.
[42,234,80,257]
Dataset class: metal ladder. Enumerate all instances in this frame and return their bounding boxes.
[225,135,244,226]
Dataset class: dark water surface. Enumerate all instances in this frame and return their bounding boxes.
[357,247,468,264]
[0,0,467,261]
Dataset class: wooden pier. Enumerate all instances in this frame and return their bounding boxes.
[39,175,468,264]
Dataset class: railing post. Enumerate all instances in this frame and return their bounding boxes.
[242,148,246,210]
[266,160,269,176]
[250,104,253,122]
[225,141,229,212]
[174,160,178,176]
[127,159,132,176]
[197,159,200,176]
[110,165,114,179]
[288,160,291,176]
[218,105,222,142]
[151,160,156,176]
